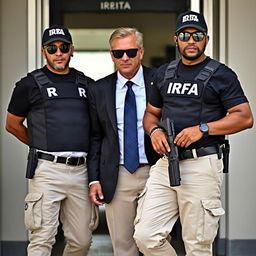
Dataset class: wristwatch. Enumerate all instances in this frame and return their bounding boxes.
[199,123,209,136]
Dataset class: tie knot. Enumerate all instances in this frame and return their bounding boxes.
[126,81,133,89]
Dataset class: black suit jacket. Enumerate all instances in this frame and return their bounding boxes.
[87,66,159,203]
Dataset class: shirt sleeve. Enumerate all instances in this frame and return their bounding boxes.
[148,65,168,108]
[7,76,34,117]
[211,65,248,110]
[148,81,163,108]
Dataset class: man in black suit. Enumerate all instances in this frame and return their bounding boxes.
[87,27,159,256]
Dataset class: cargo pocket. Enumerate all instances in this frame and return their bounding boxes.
[197,199,225,244]
[134,186,148,226]
[24,193,43,231]
[89,203,99,231]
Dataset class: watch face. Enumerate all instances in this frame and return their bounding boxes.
[200,123,209,134]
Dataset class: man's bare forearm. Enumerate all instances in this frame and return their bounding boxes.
[207,103,253,136]
[143,104,162,135]
[6,112,29,145]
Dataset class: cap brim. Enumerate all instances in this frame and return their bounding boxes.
[42,37,72,46]
[176,24,207,33]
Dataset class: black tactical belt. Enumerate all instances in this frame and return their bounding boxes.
[179,146,220,160]
[37,152,85,166]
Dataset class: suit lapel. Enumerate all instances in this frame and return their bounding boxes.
[106,73,118,134]
[143,66,154,101]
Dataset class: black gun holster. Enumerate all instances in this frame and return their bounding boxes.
[26,147,38,179]
[222,140,230,173]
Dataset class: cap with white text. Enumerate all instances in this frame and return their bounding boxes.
[176,11,208,34]
[42,25,73,46]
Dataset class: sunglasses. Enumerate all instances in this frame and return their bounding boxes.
[111,48,139,59]
[177,31,206,42]
[44,44,71,54]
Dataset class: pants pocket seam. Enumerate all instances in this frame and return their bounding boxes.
[197,199,225,244]
[24,192,43,231]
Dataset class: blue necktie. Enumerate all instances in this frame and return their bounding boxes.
[124,81,140,173]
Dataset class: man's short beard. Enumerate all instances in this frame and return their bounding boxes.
[46,56,71,72]
[177,44,206,61]
[54,65,67,71]
[182,52,203,61]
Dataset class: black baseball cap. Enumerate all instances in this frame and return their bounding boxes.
[42,25,73,46]
[176,11,208,34]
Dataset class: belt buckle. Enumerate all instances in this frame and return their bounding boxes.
[65,156,73,166]
[65,156,83,166]
[78,157,85,166]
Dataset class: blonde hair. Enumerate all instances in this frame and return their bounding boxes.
[109,27,143,48]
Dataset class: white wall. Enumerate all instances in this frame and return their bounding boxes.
[0,0,28,240]
[227,0,256,240]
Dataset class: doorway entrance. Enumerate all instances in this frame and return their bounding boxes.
[50,0,189,79]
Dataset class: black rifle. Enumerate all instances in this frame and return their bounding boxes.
[222,139,230,173]
[158,118,181,186]
[25,147,38,179]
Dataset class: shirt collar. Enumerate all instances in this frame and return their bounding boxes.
[117,65,144,88]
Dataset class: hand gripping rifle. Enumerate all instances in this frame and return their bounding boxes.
[158,118,181,186]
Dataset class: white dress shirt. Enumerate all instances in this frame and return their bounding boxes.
[116,65,148,164]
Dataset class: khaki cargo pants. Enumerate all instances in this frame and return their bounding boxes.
[134,155,225,256]
[24,159,98,256]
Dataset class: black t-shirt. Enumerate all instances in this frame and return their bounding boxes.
[149,57,248,148]
[150,57,247,109]
[8,66,94,117]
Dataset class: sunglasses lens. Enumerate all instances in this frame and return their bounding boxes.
[59,44,70,53]
[112,48,139,59]
[178,32,189,41]
[126,49,138,58]
[178,32,205,42]
[112,50,124,59]
[46,45,57,54]
[192,32,205,41]
[45,44,70,54]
